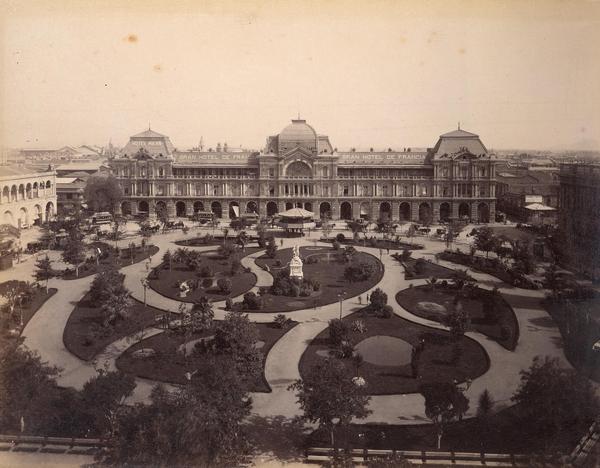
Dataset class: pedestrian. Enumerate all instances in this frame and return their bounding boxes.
[386,247,390,255]
[313,299,317,310]
[358,295,362,305]
[280,238,283,247]
[366,293,370,303]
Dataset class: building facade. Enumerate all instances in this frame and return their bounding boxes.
[0,166,57,227]
[110,120,497,223]
[559,163,600,280]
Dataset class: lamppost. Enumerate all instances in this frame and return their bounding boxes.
[337,292,346,320]
[141,278,149,308]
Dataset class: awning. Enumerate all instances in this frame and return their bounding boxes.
[232,205,240,217]
[524,203,555,211]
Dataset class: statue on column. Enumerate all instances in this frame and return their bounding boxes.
[289,245,304,280]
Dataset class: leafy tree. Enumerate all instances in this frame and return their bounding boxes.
[444,299,469,340]
[162,248,173,271]
[273,314,289,329]
[266,236,278,258]
[34,255,53,293]
[80,369,136,437]
[218,241,237,259]
[369,288,388,311]
[156,204,169,230]
[511,356,599,444]
[477,389,494,440]
[217,277,232,295]
[137,220,154,250]
[328,318,350,347]
[289,359,371,448]
[84,175,123,215]
[343,261,374,283]
[420,382,469,449]
[473,227,496,258]
[62,229,86,277]
[101,360,252,467]
[190,297,214,332]
[214,311,261,381]
[242,291,262,310]
[100,287,133,327]
[89,264,126,305]
[322,220,333,239]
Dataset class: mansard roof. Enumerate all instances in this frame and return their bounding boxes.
[431,127,489,159]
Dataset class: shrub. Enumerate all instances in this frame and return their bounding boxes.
[274,314,289,329]
[266,237,278,259]
[217,278,232,295]
[242,292,262,310]
[329,318,350,347]
[201,278,213,289]
[218,241,237,259]
[305,256,319,264]
[229,258,242,275]
[199,266,212,278]
[225,297,233,311]
[414,258,427,275]
[335,233,346,242]
[274,259,282,267]
[376,304,393,319]
[332,240,341,250]
[401,249,412,261]
[344,261,375,283]
[370,287,388,310]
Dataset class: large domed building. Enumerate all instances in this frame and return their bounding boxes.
[110,119,497,223]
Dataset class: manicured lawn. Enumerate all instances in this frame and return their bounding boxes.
[253,247,384,312]
[321,238,424,251]
[0,281,57,351]
[148,247,261,303]
[307,403,586,455]
[62,242,159,280]
[397,257,456,280]
[115,321,297,392]
[299,310,489,395]
[63,293,165,361]
[396,285,519,351]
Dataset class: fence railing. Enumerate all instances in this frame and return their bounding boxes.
[0,434,106,455]
[570,420,600,466]
[305,447,564,466]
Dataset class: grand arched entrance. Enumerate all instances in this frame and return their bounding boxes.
[439,202,451,222]
[33,205,42,225]
[266,201,278,216]
[193,201,204,213]
[175,201,187,217]
[138,201,149,216]
[379,202,392,221]
[319,202,332,219]
[155,201,167,218]
[19,207,28,227]
[477,202,490,223]
[360,202,370,220]
[459,202,470,220]
[418,202,432,225]
[285,202,293,211]
[45,202,54,221]
[3,211,14,226]
[340,201,352,220]
[211,201,222,218]
[399,202,411,221]
[246,201,258,215]
[121,201,132,216]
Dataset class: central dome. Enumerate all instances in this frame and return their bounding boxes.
[279,119,317,143]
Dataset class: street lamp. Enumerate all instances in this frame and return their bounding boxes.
[337,292,346,319]
[141,278,149,308]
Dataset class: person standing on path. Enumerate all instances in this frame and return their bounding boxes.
[358,295,362,305]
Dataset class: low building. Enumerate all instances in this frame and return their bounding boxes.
[496,167,559,222]
[0,165,57,227]
[559,163,600,280]
[56,176,86,216]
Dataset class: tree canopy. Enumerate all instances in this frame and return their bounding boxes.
[84,175,123,214]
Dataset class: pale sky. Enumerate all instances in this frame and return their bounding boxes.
[1,0,600,151]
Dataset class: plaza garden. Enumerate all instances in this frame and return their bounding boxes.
[147,245,261,302]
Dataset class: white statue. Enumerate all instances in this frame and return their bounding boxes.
[289,245,304,280]
[179,281,190,298]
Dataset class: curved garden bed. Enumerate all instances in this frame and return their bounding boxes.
[63,292,165,361]
[248,246,384,312]
[115,321,297,392]
[396,284,519,351]
[320,237,424,251]
[147,247,261,303]
[62,243,159,280]
[299,310,490,395]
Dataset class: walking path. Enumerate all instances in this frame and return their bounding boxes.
[15,225,579,425]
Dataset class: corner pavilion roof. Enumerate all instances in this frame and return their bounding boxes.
[278,208,315,218]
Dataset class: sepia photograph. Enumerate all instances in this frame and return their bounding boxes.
[0,0,599,466]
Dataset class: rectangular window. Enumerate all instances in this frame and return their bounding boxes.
[213,185,219,196]
[343,186,349,196]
